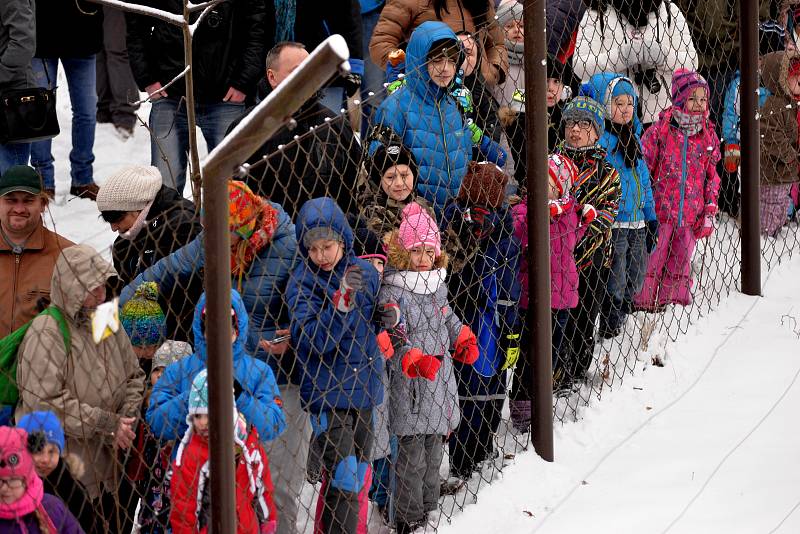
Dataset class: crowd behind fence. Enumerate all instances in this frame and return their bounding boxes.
[1,0,799,533]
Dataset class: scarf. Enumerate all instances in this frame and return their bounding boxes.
[230,200,279,285]
[119,199,155,241]
[671,108,706,136]
[383,268,446,295]
[607,120,642,168]
[0,474,57,533]
[505,39,524,66]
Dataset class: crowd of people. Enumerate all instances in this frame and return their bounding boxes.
[1,0,799,533]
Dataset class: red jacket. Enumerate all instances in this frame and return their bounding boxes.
[170,428,277,534]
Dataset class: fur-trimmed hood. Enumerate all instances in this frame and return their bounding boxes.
[384,229,449,272]
[761,49,800,98]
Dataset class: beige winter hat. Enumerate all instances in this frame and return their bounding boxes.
[97,165,162,212]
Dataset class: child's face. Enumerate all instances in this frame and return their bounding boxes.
[133,345,158,360]
[381,164,414,202]
[504,19,524,43]
[308,239,344,271]
[609,95,634,125]
[192,414,209,440]
[150,366,165,386]
[788,73,800,96]
[685,87,708,113]
[31,443,59,478]
[547,78,564,107]
[565,119,599,148]
[427,55,457,88]
[367,258,385,277]
[0,477,25,504]
[548,176,560,200]
[457,35,478,77]
[409,245,436,271]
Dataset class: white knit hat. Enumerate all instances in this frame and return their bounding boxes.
[97,165,162,212]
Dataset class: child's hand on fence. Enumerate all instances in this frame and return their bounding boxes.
[376,331,395,359]
[549,197,575,218]
[694,205,717,239]
[378,302,401,329]
[646,219,659,253]
[333,265,363,312]
[454,326,479,364]
[580,203,597,225]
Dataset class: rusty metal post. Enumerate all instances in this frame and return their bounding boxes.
[202,35,350,533]
[740,0,761,296]
[523,0,554,461]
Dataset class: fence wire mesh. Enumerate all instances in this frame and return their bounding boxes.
[1,0,800,533]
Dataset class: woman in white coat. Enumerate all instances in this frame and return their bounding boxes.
[573,0,698,126]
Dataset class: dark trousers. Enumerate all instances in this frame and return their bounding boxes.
[565,262,609,382]
[601,228,648,333]
[394,434,442,525]
[96,6,139,129]
[448,397,503,479]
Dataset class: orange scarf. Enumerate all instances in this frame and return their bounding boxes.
[231,200,279,288]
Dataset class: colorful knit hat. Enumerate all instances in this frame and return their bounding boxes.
[188,369,209,416]
[120,282,166,347]
[152,340,193,370]
[16,411,65,454]
[228,180,261,240]
[398,202,441,256]
[671,69,709,111]
[548,153,579,198]
[458,161,509,208]
[0,427,54,527]
[562,96,605,137]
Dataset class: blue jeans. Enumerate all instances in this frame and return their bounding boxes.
[604,227,648,332]
[149,97,245,193]
[30,57,97,189]
[360,7,386,136]
[0,143,31,176]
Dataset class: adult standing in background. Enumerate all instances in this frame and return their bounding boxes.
[96,6,140,140]
[0,0,35,174]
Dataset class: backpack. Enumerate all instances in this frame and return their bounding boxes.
[0,306,71,407]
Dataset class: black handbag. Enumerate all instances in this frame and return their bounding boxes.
[0,60,59,145]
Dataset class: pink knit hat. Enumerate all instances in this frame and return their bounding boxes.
[671,68,709,111]
[0,427,49,522]
[398,202,441,256]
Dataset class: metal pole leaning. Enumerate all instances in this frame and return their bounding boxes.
[200,35,351,532]
[739,0,761,296]
[523,0,554,461]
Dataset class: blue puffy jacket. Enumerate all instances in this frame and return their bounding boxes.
[722,71,770,148]
[285,198,384,413]
[146,290,286,442]
[119,201,300,385]
[370,22,474,213]
[583,73,656,223]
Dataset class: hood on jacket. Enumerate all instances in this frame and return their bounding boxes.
[384,229,449,271]
[582,72,643,134]
[191,289,250,364]
[50,245,117,320]
[296,197,355,267]
[405,21,462,99]
[761,50,800,98]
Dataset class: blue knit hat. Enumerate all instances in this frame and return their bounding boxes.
[188,369,209,416]
[17,411,65,454]
[120,282,166,347]
[562,96,605,137]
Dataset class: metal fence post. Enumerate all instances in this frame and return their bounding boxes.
[740,0,761,296]
[523,0,554,462]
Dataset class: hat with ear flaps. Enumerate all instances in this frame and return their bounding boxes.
[458,161,509,208]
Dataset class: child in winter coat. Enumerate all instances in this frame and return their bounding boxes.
[635,69,721,310]
[758,50,800,236]
[285,197,385,534]
[371,21,506,214]
[379,202,479,534]
[17,412,97,534]
[557,97,620,387]
[170,370,277,534]
[581,73,659,338]
[0,426,83,533]
[443,162,522,481]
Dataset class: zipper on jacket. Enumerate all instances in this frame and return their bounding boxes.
[435,99,453,194]
[678,132,688,227]
[11,253,21,329]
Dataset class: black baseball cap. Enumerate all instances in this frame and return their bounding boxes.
[0,165,42,197]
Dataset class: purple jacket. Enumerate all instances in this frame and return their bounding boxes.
[641,107,721,228]
[512,201,584,310]
[0,494,84,534]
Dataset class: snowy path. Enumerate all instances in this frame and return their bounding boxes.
[439,255,800,534]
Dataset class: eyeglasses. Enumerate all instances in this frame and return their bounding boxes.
[0,478,25,490]
[565,119,593,131]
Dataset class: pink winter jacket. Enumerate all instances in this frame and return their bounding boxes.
[641,107,721,228]
[512,200,585,310]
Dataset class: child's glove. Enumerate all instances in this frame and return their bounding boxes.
[645,219,659,254]
[467,120,484,145]
[343,59,364,98]
[332,265,363,312]
[693,205,717,239]
[581,204,597,225]
[386,76,406,95]
[376,331,395,359]
[724,144,741,173]
[378,302,401,330]
[401,348,442,380]
[454,326,479,364]
[548,197,575,218]
[499,333,521,370]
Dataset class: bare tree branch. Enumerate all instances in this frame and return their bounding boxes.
[84,0,184,25]
[189,0,227,35]
[133,65,191,105]
[186,0,225,12]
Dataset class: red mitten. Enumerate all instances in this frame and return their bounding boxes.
[581,204,597,225]
[376,331,394,359]
[401,348,424,377]
[724,144,740,173]
[704,204,718,217]
[548,197,575,218]
[415,354,442,381]
[454,326,479,364]
[694,214,715,239]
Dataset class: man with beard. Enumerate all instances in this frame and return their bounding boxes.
[230,42,362,216]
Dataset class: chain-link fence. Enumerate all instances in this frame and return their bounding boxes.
[1,0,799,533]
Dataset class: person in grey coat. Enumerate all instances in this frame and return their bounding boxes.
[0,0,35,172]
[378,202,479,534]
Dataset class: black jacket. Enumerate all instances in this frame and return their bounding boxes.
[43,459,100,533]
[126,0,267,103]
[35,0,102,58]
[231,80,362,217]
[110,186,202,341]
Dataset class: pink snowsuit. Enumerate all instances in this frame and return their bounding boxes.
[635,107,721,308]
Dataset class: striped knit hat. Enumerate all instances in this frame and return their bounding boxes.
[548,154,578,198]
[671,69,709,111]
[120,282,166,347]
